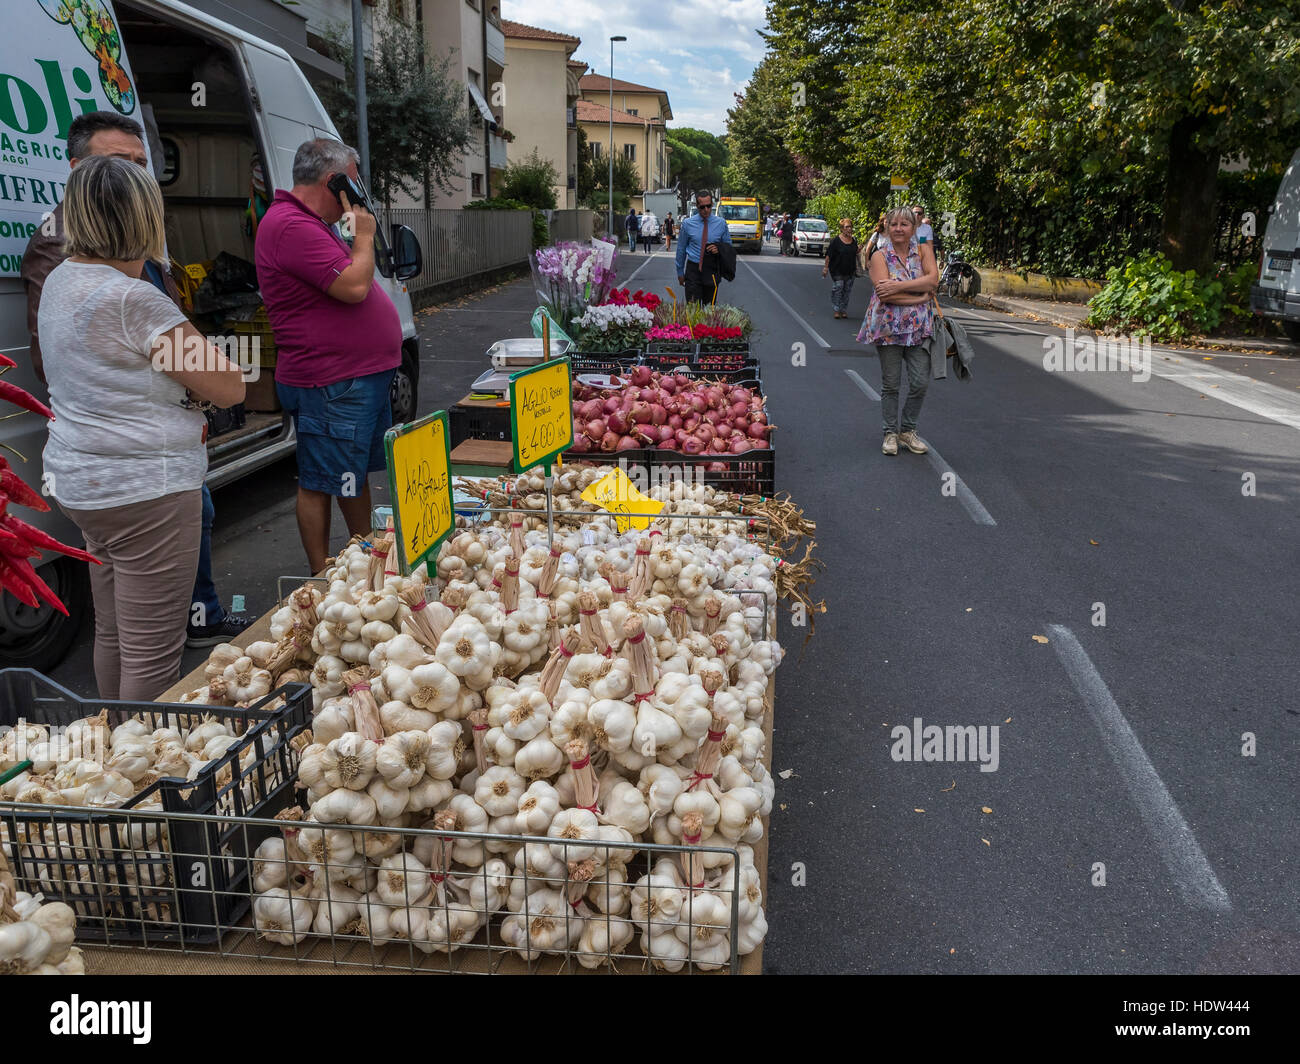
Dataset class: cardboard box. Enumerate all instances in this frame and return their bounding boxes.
[243,373,280,413]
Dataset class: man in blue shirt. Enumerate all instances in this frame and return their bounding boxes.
[675,190,732,303]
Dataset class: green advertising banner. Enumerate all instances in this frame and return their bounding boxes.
[0,0,145,277]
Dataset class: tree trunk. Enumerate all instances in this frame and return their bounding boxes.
[1160,115,1219,274]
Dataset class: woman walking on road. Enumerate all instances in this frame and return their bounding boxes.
[664,212,674,251]
[823,217,859,319]
[858,205,938,456]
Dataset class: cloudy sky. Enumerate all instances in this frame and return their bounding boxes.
[502,0,768,134]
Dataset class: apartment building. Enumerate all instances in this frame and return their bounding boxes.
[501,21,582,209]
[577,74,673,209]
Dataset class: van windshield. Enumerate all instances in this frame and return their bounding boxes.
[720,204,759,221]
[797,219,829,233]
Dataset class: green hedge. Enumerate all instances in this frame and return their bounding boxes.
[466,198,549,249]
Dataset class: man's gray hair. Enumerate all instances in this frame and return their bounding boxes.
[292,138,361,185]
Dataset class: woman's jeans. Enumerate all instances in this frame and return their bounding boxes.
[830,274,854,313]
[877,344,930,435]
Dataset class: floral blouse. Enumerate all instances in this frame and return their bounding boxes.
[858,236,934,346]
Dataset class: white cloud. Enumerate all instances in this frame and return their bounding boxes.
[503,0,763,135]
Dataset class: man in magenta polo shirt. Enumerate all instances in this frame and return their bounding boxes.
[255,139,401,573]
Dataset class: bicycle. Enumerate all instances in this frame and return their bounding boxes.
[938,247,976,298]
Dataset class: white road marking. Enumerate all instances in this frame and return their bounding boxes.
[924,442,997,526]
[1046,624,1232,912]
[740,259,830,348]
[845,370,996,525]
[844,369,880,401]
[621,256,656,285]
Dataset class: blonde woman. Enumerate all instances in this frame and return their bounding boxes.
[38,155,245,699]
[858,205,938,455]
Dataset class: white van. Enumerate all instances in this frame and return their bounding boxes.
[1250,146,1300,341]
[0,0,423,669]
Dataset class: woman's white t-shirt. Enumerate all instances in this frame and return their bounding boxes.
[39,260,204,510]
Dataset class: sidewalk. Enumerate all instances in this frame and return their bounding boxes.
[973,293,1300,356]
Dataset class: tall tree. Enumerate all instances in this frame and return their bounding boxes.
[721,56,803,211]
[666,128,729,194]
[317,20,476,206]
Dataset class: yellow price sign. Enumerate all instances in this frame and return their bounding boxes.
[384,410,453,575]
[510,357,573,473]
[580,467,665,533]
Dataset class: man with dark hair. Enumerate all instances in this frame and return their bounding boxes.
[20,111,250,648]
[674,190,731,303]
[256,138,401,575]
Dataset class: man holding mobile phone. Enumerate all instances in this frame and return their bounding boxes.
[255,139,402,574]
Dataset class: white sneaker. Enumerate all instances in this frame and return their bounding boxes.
[882,433,899,456]
[898,431,928,454]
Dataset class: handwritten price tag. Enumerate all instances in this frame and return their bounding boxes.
[579,467,665,533]
[384,410,454,574]
[510,357,573,473]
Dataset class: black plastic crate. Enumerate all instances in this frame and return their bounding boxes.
[693,344,752,370]
[643,341,699,363]
[0,670,309,945]
[449,402,512,448]
[569,349,642,375]
[640,356,763,391]
[650,446,775,496]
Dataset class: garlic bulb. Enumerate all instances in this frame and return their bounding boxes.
[375,730,433,790]
[374,853,432,908]
[254,887,315,946]
[320,733,378,791]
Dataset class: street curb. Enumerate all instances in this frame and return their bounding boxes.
[972,294,1299,358]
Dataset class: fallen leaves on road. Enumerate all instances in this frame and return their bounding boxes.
[1032,634,1049,644]
[981,806,993,814]
[941,780,956,792]
[949,948,956,955]
[981,838,991,846]
[914,808,926,813]
[778,769,795,780]
[1004,716,1012,723]
[1089,539,1100,545]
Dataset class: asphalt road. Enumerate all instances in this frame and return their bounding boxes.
[50,240,1300,974]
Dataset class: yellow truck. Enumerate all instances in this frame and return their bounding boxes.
[719,196,762,253]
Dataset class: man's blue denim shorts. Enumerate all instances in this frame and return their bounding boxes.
[277,369,395,495]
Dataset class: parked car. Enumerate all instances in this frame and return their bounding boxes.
[793,217,831,256]
[0,0,422,670]
[1250,146,1300,341]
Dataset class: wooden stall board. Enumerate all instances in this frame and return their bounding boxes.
[81,586,775,976]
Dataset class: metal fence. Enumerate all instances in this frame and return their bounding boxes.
[546,209,597,243]
[380,208,533,293]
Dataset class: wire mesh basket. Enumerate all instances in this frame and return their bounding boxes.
[0,672,310,945]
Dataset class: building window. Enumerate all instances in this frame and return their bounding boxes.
[472,173,483,197]
[624,143,635,161]
[591,142,602,159]
[626,108,638,116]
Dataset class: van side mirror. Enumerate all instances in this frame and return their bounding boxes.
[391,224,422,281]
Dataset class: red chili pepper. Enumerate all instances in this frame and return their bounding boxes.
[0,553,68,615]
[0,353,16,369]
[0,380,54,421]
[0,513,100,565]
[0,555,43,609]
[0,469,50,512]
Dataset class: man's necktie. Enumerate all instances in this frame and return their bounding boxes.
[699,219,706,269]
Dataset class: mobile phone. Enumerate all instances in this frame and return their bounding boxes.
[327,172,368,209]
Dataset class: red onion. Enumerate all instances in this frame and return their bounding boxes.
[747,423,771,440]
[730,401,748,419]
[631,402,652,424]
[630,365,653,387]
[734,415,750,432]
[674,375,691,390]
[602,397,621,416]
[639,388,657,403]
[683,417,700,433]
[584,417,607,441]
[660,377,678,395]
[569,435,592,454]
[607,410,630,435]
[729,437,751,454]
[715,423,733,440]
[656,425,676,443]
[649,404,667,426]
[689,395,707,414]
[668,414,683,430]
[600,431,619,452]
[617,435,641,451]
[695,424,715,444]
[681,437,704,455]
[708,437,728,454]
[705,461,726,472]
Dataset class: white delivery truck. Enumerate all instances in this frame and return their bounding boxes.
[1250,147,1300,341]
[0,0,423,669]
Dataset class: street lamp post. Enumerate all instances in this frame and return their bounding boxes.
[609,35,625,243]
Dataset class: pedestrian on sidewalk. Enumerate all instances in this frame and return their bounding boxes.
[779,213,795,256]
[38,157,245,698]
[912,204,934,247]
[256,139,402,575]
[625,208,639,252]
[640,211,658,253]
[19,110,251,650]
[675,189,732,303]
[823,217,860,319]
[858,205,939,455]
[663,212,675,251]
